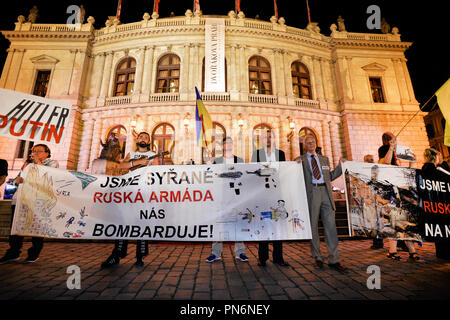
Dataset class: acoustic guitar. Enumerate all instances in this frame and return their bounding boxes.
[129,151,170,171]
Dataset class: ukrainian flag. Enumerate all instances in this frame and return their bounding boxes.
[195,87,213,148]
[436,78,450,146]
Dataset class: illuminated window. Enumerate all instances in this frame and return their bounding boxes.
[291,61,312,99]
[156,54,180,93]
[152,123,175,164]
[369,77,385,103]
[33,70,51,97]
[114,57,136,96]
[249,56,272,95]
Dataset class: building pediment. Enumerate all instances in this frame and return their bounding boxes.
[30,54,59,65]
[361,62,387,72]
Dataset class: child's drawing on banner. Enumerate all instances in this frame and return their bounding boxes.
[343,161,422,242]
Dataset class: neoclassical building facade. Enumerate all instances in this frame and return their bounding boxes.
[0,9,430,179]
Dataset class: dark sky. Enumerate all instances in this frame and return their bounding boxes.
[0,0,448,109]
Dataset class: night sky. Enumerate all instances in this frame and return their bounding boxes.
[0,0,448,110]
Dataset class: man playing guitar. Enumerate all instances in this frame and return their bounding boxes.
[101,131,162,268]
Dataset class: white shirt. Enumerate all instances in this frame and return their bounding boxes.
[264,149,277,162]
[224,156,235,164]
[306,152,325,184]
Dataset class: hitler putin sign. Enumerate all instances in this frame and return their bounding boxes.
[0,88,72,145]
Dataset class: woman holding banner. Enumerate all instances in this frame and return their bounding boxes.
[423,148,450,260]
[0,144,58,264]
[378,132,424,262]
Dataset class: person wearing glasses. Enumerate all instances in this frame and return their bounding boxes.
[0,144,58,264]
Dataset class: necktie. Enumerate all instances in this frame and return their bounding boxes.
[311,155,321,180]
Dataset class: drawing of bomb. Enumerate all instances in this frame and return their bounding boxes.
[239,208,255,223]
[246,167,278,189]
[270,200,289,221]
[216,170,243,195]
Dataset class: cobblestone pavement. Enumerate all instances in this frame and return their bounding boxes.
[0,239,449,300]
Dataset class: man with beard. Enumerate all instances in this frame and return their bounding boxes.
[101,132,159,268]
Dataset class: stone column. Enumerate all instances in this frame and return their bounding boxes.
[312,56,325,102]
[284,51,293,98]
[78,118,95,172]
[0,48,15,89]
[271,49,278,96]
[99,51,114,98]
[319,57,329,102]
[321,120,333,162]
[88,117,103,170]
[195,44,202,92]
[93,53,106,99]
[12,49,26,91]
[307,56,318,101]
[188,44,197,96]
[278,50,287,97]
[345,56,355,102]
[124,117,135,156]
[329,58,340,104]
[329,121,341,167]
[142,45,155,97]
[230,45,237,93]
[134,47,146,95]
[235,45,241,95]
[180,43,191,98]
[239,45,248,94]
[401,58,416,103]
[392,58,407,104]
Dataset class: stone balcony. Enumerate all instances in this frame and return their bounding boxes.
[97,91,322,111]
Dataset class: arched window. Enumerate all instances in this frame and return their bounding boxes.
[114,57,136,96]
[152,123,175,164]
[202,58,227,92]
[106,125,127,159]
[249,56,272,95]
[291,61,312,99]
[299,127,319,155]
[252,123,273,151]
[201,122,226,164]
[156,54,180,93]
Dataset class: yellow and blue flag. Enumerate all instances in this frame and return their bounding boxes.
[436,78,450,146]
[195,87,213,148]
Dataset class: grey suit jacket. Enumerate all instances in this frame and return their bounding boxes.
[300,153,342,211]
[212,155,244,164]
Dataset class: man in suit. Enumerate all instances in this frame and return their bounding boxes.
[206,136,249,262]
[296,134,347,272]
[251,129,289,266]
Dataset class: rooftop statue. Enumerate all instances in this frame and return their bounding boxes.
[337,15,346,32]
[28,6,39,23]
[381,18,391,34]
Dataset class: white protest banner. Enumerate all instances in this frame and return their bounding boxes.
[0,88,72,145]
[11,162,312,241]
[342,161,423,242]
[204,18,226,92]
